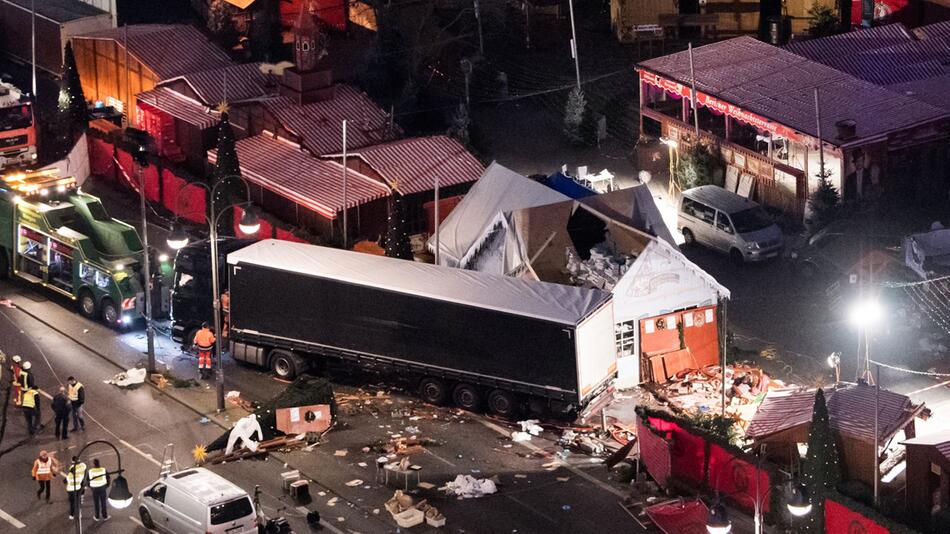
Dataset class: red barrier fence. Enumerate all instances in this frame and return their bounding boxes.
[708,444,770,514]
[825,499,890,534]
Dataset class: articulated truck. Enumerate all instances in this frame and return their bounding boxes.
[222,239,618,417]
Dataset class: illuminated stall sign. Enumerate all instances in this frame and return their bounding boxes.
[640,70,810,144]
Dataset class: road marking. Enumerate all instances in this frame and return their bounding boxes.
[0,507,26,529]
[476,418,626,498]
[119,439,161,467]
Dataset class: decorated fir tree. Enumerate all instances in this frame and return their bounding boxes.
[60,42,87,138]
[211,106,242,236]
[384,188,412,260]
[807,168,840,229]
[563,87,587,142]
[446,103,471,149]
[800,388,842,533]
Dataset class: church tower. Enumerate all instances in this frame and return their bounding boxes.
[281,0,335,104]
[293,1,318,73]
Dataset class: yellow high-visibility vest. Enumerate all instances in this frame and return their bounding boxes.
[65,463,86,492]
[67,382,83,402]
[88,467,107,488]
[21,389,37,409]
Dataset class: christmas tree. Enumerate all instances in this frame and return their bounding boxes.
[60,42,88,138]
[563,87,587,142]
[446,103,471,148]
[807,168,840,229]
[800,388,841,533]
[211,107,242,236]
[384,188,412,260]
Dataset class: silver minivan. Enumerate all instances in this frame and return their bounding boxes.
[678,185,784,263]
[138,468,258,534]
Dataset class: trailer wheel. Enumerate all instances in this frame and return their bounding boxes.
[487,389,518,418]
[418,378,447,405]
[270,350,301,380]
[78,289,97,319]
[452,383,482,411]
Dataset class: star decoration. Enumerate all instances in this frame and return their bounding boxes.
[216,101,229,114]
[192,444,208,464]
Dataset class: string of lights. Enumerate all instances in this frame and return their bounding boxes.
[869,359,950,378]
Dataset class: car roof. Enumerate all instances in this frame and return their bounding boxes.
[164,468,248,506]
[682,185,758,214]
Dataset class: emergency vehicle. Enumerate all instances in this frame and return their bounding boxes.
[0,169,146,326]
[0,82,37,171]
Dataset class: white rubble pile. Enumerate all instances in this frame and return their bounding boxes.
[105,367,147,387]
[441,475,497,498]
[565,242,634,291]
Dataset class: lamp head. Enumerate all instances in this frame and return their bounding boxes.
[706,502,732,534]
[108,474,133,509]
[238,207,260,236]
[167,224,189,250]
[787,483,812,517]
[847,298,883,328]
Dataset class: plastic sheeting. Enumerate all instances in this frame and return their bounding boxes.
[825,499,889,534]
[708,443,770,514]
[429,162,569,267]
[228,239,611,326]
[644,499,709,534]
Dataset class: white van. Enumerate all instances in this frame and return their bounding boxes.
[678,185,784,263]
[138,468,257,534]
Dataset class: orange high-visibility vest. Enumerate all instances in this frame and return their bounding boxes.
[194,328,216,350]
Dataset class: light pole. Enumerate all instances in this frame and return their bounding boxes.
[70,440,133,534]
[847,297,884,507]
[166,176,260,411]
[567,0,581,91]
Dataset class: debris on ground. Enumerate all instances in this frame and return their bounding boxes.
[518,419,543,436]
[149,373,169,389]
[384,490,446,528]
[440,475,498,498]
[371,435,439,456]
[225,391,255,412]
[205,376,335,452]
[105,367,147,387]
[511,431,532,442]
[0,298,16,308]
[276,404,331,435]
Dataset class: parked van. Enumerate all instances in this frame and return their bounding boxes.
[138,468,257,534]
[678,185,784,263]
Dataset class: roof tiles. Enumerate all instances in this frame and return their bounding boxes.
[263,85,398,156]
[167,63,276,106]
[137,87,217,129]
[340,136,484,195]
[208,135,390,219]
[74,25,232,81]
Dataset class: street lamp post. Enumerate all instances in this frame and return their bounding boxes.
[847,297,884,507]
[567,0,581,91]
[167,176,260,411]
[70,440,133,534]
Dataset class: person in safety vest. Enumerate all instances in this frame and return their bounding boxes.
[21,387,39,435]
[9,355,22,406]
[64,456,86,520]
[67,376,85,432]
[193,323,216,380]
[32,449,59,502]
[88,458,110,521]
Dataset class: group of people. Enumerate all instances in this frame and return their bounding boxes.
[9,354,86,437]
[31,451,112,521]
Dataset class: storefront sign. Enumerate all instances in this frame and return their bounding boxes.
[640,70,808,144]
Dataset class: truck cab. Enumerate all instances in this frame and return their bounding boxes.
[0,82,37,170]
[170,238,252,346]
[0,170,145,326]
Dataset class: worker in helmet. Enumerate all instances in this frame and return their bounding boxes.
[193,323,215,380]
[9,354,23,406]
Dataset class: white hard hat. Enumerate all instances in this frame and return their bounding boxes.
[12,355,21,363]
[22,361,31,370]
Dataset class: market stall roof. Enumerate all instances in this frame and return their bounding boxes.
[638,36,949,147]
[228,239,612,326]
[263,85,398,156]
[208,135,390,219]
[326,135,484,195]
[74,25,232,81]
[137,87,217,129]
[162,63,275,105]
[901,431,950,463]
[746,385,926,443]
[4,0,106,22]
[429,162,569,266]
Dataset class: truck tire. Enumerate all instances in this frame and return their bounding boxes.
[452,383,482,411]
[418,378,447,405]
[487,389,518,418]
[78,289,97,319]
[100,298,119,327]
[0,247,9,278]
[270,350,306,380]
